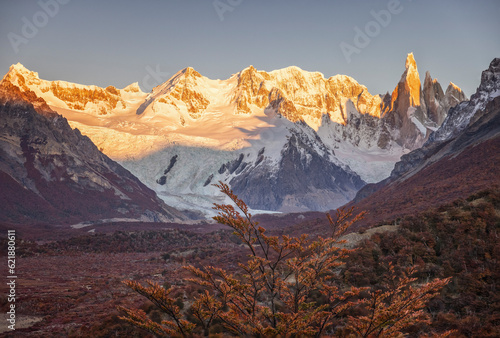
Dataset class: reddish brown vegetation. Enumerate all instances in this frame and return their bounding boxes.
[342,188,500,337]
[354,137,500,230]
[1,188,497,336]
[0,228,245,336]
[119,183,451,337]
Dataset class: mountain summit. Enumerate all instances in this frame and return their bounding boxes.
[402,52,421,107]
[382,52,421,117]
[1,55,467,215]
[381,53,466,147]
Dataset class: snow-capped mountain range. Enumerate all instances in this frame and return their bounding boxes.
[2,53,466,216]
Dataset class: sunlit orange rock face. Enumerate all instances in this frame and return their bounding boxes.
[234,66,271,114]
[157,55,464,150]
[237,66,384,123]
[404,52,422,106]
[0,79,54,116]
[146,64,387,131]
[381,54,424,147]
[3,63,128,114]
[48,83,125,113]
[385,53,421,116]
[157,67,211,119]
[161,64,384,126]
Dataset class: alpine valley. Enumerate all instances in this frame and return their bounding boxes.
[0,53,470,219]
[2,55,498,337]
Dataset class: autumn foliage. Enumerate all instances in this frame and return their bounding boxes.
[343,189,500,337]
[345,264,451,337]
[120,182,450,337]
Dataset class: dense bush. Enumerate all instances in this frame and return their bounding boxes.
[343,189,500,337]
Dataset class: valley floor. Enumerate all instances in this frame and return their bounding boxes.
[1,188,499,337]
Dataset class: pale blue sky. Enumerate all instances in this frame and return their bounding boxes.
[1,0,499,96]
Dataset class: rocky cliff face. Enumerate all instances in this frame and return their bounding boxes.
[428,58,500,144]
[381,53,467,148]
[422,72,467,129]
[0,80,186,225]
[423,72,446,125]
[387,53,422,113]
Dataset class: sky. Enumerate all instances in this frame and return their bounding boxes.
[0,0,499,96]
